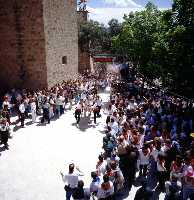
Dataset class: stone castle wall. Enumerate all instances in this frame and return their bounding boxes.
[77,11,90,74]
[0,0,78,91]
[0,0,47,90]
[43,0,78,88]
[0,1,21,90]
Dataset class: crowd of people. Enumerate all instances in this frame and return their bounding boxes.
[1,71,194,200]
[60,73,194,200]
[0,74,109,150]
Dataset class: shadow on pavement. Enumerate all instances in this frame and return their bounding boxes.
[71,116,101,132]
[13,125,21,132]
[0,146,7,153]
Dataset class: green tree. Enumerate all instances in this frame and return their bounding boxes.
[112,2,162,78]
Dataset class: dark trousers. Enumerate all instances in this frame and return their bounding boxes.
[60,105,64,114]
[93,110,98,124]
[157,171,166,189]
[65,187,75,200]
[97,106,101,117]
[75,110,81,124]
[41,109,50,124]
[139,164,148,176]
[20,113,25,127]
[0,131,8,146]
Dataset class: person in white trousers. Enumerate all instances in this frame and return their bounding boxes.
[30,98,37,123]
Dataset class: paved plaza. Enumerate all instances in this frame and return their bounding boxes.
[0,90,164,200]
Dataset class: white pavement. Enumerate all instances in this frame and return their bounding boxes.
[0,89,163,200]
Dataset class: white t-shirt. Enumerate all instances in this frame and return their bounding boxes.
[139,149,150,165]
[19,103,25,113]
[90,179,101,193]
[62,171,83,189]
[0,122,10,132]
[150,148,163,162]
[30,102,36,111]
[97,160,107,176]
[2,101,10,109]
[56,96,63,106]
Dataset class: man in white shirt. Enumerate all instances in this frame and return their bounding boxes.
[139,147,150,176]
[60,163,84,200]
[96,96,102,117]
[19,100,25,127]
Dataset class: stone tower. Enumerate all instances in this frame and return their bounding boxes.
[77,10,90,74]
[0,0,78,91]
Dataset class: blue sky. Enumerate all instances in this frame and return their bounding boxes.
[85,0,172,24]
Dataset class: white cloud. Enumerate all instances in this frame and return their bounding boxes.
[104,0,142,8]
[87,6,142,25]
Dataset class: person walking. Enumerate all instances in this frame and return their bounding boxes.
[0,118,10,149]
[75,102,82,124]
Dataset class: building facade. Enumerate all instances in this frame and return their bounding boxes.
[0,0,78,91]
[77,10,90,74]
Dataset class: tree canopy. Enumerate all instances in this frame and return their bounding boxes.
[78,0,194,97]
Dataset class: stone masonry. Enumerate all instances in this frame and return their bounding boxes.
[77,10,90,74]
[0,0,78,91]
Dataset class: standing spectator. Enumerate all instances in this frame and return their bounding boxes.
[182,159,194,200]
[139,146,150,177]
[97,174,114,200]
[90,171,101,196]
[30,98,37,123]
[157,154,167,190]
[19,99,25,128]
[60,163,84,200]
[41,99,50,124]
[72,180,86,200]
[164,174,182,200]
[96,154,107,176]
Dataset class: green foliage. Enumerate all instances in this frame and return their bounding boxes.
[111,0,194,96]
[78,0,194,96]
